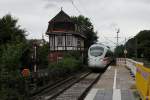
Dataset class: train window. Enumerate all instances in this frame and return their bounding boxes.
[90,46,104,57]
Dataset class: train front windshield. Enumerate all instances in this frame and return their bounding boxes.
[90,46,104,57]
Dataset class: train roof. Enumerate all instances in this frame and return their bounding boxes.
[90,43,109,49]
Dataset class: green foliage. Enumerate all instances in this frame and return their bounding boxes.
[125,30,150,61]
[26,39,49,69]
[71,15,98,64]
[48,54,82,77]
[114,45,125,57]
[1,43,24,69]
[0,14,27,100]
[126,38,136,57]
[0,43,27,100]
[0,87,25,100]
[71,15,98,48]
[50,57,80,70]
[0,14,26,45]
[37,43,49,69]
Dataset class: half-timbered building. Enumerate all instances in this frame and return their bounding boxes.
[46,10,86,62]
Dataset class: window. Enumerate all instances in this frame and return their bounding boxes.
[77,38,81,47]
[67,36,72,46]
[57,36,63,46]
[49,36,55,50]
[53,22,75,31]
[90,46,104,57]
[49,36,54,46]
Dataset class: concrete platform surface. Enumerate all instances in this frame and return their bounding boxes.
[85,65,140,100]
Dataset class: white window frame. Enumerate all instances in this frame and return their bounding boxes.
[57,36,63,46]
[67,36,72,46]
[77,38,81,47]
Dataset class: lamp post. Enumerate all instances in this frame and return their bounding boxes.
[34,44,37,72]
[33,40,44,72]
[135,37,138,60]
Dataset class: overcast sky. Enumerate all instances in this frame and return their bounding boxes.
[1,0,150,48]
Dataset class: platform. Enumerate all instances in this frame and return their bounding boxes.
[85,65,140,100]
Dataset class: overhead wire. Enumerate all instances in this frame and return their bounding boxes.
[73,0,118,46]
[68,0,119,48]
[100,33,117,45]
[70,0,82,14]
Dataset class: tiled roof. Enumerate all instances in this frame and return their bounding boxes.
[49,10,73,23]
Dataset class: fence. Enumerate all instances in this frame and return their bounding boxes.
[126,58,143,76]
[136,63,150,100]
[116,58,126,66]
[124,58,150,100]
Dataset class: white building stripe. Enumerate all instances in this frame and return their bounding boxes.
[113,69,117,89]
[113,89,121,100]
[113,69,121,100]
[84,89,98,100]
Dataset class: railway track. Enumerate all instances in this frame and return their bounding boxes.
[31,72,101,100]
[30,72,91,100]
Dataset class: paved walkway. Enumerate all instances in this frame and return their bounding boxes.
[85,65,140,100]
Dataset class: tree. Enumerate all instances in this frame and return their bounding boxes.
[0,14,28,100]
[37,43,49,69]
[71,15,98,64]
[125,30,150,60]
[136,30,150,59]
[0,14,26,45]
[114,45,125,58]
[125,38,136,58]
[71,15,98,49]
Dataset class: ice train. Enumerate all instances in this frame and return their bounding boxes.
[88,43,114,70]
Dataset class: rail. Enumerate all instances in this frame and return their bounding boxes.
[30,72,91,100]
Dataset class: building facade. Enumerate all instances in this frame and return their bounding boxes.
[46,10,86,62]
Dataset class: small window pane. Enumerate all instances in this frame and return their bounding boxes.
[77,38,81,46]
[67,36,72,46]
[57,36,63,46]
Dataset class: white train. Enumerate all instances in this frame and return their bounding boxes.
[88,43,113,70]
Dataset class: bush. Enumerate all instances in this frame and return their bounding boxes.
[37,43,49,69]
[48,55,82,78]
[0,43,27,100]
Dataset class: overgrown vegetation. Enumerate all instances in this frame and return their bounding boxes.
[126,30,150,60]
[0,14,98,99]
[71,15,98,49]
[114,30,150,63]
[71,15,98,64]
[48,52,83,78]
[0,14,28,100]
[114,45,125,58]
[37,43,49,69]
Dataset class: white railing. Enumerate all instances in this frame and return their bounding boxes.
[125,58,143,76]
[116,58,126,66]
[116,58,143,76]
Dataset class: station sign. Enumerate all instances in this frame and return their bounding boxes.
[124,49,127,54]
